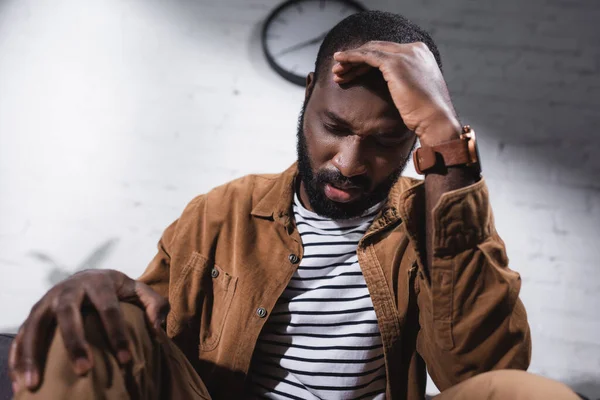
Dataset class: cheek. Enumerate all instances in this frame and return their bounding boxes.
[370,155,397,183]
[368,142,413,184]
[303,117,338,168]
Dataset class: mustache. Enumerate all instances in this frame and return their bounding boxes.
[315,168,371,191]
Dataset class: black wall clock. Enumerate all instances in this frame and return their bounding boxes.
[262,0,366,86]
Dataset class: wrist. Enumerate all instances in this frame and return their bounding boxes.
[417,114,462,147]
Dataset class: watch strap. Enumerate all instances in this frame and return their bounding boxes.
[413,126,478,174]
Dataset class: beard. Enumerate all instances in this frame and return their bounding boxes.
[296,102,410,220]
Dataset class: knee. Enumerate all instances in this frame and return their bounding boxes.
[116,302,151,334]
[482,370,580,400]
[79,302,156,352]
[80,301,149,335]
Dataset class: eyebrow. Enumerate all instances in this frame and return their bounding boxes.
[323,110,409,139]
[323,110,352,127]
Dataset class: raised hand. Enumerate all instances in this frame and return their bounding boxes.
[332,41,462,146]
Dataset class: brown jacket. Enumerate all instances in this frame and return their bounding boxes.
[138,163,531,400]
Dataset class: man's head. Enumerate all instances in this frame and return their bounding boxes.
[297,10,442,219]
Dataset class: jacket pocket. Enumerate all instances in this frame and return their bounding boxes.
[170,252,238,352]
[198,261,237,352]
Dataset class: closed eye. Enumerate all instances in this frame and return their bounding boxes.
[323,122,351,136]
[375,137,405,147]
[373,132,413,148]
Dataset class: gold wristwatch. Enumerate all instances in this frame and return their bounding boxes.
[412,125,482,175]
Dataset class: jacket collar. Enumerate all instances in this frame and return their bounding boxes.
[251,163,299,222]
[251,163,424,228]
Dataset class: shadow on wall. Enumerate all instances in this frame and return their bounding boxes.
[29,238,120,286]
[1,239,120,334]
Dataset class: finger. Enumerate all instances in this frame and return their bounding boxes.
[85,281,132,365]
[54,289,94,375]
[360,40,410,53]
[333,64,372,84]
[8,330,24,392]
[331,62,352,75]
[332,62,371,78]
[134,281,170,332]
[333,49,388,71]
[111,271,169,332]
[360,41,436,67]
[12,303,53,390]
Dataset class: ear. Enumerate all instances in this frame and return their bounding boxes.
[305,72,315,100]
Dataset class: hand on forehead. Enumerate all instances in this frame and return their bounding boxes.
[310,64,406,135]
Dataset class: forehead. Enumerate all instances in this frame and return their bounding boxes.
[310,70,402,128]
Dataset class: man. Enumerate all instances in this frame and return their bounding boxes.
[8,11,580,400]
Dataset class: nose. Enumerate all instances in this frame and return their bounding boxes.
[331,137,368,178]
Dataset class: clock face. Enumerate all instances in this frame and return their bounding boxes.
[262,0,366,86]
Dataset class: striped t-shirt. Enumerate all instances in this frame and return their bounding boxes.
[249,193,386,400]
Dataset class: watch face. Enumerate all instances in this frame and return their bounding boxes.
[262,0,366,86]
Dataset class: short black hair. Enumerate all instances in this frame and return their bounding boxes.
[313,10,442,84]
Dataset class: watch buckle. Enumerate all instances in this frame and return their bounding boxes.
[460,125,478,166]
[413,146,437,174]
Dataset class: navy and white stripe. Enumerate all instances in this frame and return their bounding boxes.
[249,193,386,400]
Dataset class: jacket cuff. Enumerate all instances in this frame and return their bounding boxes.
[432,178,493,258]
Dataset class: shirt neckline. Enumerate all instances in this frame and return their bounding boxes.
[293,191,385,223]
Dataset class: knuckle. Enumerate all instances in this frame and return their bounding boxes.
[29,297,51,318]
[363,40,377,48]
[147,287,166,303]
[106,269,125,284]
[97,270,115,284]
[372,50,385,59]
[138,281,157,299]
[50,296,62,311]
[29,299,43,314]
[54,302,76,316]
[152,293,170,311]
[136,280,151,292]
[413,41,430,55]
[90,282,113,296]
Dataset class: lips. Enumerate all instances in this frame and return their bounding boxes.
[323,183,363,203]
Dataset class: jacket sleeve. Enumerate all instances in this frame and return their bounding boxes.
[136,195,207,338]
[413,178,531,390]
[136,218,178,300]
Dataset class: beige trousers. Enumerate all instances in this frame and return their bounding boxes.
[14,303,580,400]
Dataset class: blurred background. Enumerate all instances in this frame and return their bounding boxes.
[0,0,598,397]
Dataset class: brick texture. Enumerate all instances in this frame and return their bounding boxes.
[0,0,598,397]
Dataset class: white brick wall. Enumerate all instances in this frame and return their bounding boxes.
[0,0,598,397]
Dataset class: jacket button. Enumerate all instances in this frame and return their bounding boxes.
[288,254,300,264]
[256,307,267,318]
[211,268,219,278]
